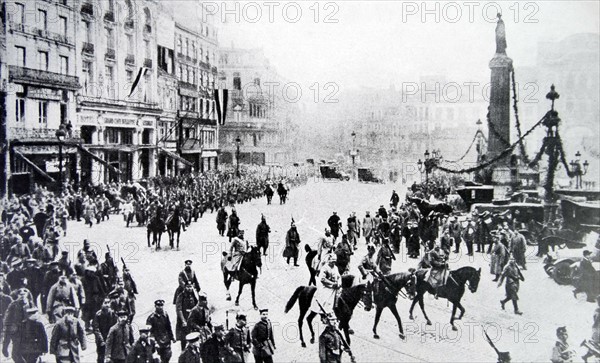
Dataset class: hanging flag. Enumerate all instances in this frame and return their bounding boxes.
[214,89,229,125]
[128,67,149,98]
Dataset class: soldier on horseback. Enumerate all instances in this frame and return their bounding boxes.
[310,255,341,315]
[358,244,379,311]
[224,230,247,274]
[313,228,334,273]
[419,244,449,298]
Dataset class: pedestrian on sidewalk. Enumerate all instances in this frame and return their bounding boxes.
[498,257,524,315]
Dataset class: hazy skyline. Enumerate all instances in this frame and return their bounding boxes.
[215,1,599,91]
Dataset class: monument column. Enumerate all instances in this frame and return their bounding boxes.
[488,14,513,186]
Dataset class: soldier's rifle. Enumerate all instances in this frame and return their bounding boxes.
[316,300,356,363]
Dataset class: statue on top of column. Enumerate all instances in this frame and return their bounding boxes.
[495,13,507,54]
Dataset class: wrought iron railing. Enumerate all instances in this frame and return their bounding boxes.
[11,127,81,140]
[9,22,73,45]
[9,65,80,90]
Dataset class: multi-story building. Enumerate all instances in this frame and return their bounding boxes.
[218,46,289,166]
[1,0,81,194]
[75,0,161,185]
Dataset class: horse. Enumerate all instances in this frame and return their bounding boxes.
[368,271,417,340]
[409,266,481,331]
[221,246,262,309]
[166,209,186,249]
[277,183,288,204]
[406,196,453,217]
[304,244,319,286]
[265,185,274,205]
[284,275,365,347]
[147,212,165,249]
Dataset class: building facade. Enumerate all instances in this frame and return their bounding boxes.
[2,0,81,194]
[217,46,288,166]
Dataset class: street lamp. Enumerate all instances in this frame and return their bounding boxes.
[235,136,241,178]
[569,150,589,189]
[55,124,67,194]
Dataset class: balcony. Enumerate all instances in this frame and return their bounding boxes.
[125,54,135,65]
[82,42,94,55]
[9,22,73,45]
[104,11,115,22]
[178,81,197,91]
[11,127,81,141]
[144,58,153,68]
[199,61,210,70]
[80,2,94,16]
[9,65,80,91]
[78,95,160,113]
[105,48,116,60]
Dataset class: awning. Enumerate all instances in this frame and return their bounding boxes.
[202,150,218,158]
[77,145,121,174]
[14,151,56,182]
[159,148,193,166]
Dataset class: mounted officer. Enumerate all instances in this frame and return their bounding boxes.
[419,244,449,297]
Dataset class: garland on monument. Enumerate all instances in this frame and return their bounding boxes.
[511,69,530,163]
[443,129,485,164]
[434,113,546,174]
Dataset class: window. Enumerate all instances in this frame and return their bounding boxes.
[37,9,47,31]
[144,73,151,102]
[185,38,189,57]
[59,16,67,37]
[60,103,67,124]
[16,46,26,66]
[107,128,119,144]
[177,65,182,80]
[105,66,114,98]
[144,40,150,58]
[191,70,195,85]
[14,3,25,24]
[192,42,196,59]
[37,50,48,71]
[177,36,182,54]
[15,98,25,122]
[60,56,68,74]
[106,28,114,49]
[233,76,241,90]
[82,61,93,93]
[126,34,133,54]
[83,20,92,42]
[38,101,48,124]
[126,70,133,83]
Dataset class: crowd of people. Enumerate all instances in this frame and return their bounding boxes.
[0,166,308,363]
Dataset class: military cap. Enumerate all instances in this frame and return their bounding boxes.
[556,326,567,335]
[583,250,593,256]
[139,325,152,333]
[198,291,208,300]
[25,258,37,264]
[11,259,22,267]
[154,299,165,306]
[26,307,38,314]
[213,324,225,332]
[259,308,269,314]
[186,332,201,342]
[116,310,129,317]
[185,259,193,265]
[236,313,247,320]
[63,306,77,314]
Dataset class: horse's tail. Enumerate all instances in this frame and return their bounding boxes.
[284,286,304,313]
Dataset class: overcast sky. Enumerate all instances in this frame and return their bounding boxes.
[216,1,599,92]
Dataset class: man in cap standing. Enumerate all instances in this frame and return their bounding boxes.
[47,275,79,323]
[174,260,200,304]
[146,299,174,363]
[362,212,374,244]
[251,309,276,363]
[310,255,341,315]
[93,298,118,363]
[127,325,157,363]
[574,250,597,302]
[551,326,576,363]
[319,313,351,363]
[176,282,199,350]
[186,292,212,342]
[19,306,48,363]
[105,310,135,363]
[201,325,226,363]
[49,306,87,363]
[256,215,271,256]
[498,256,525,315]
[178,332,201,363]
[284,221,301,269]
[225,314,251,363]
[327,212,341,242]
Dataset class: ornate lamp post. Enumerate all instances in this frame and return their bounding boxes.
[55,124,67,194]
[235,136,241,178]
[569,151,589,189]
[350,131,359,179]
[417,149,440,184]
